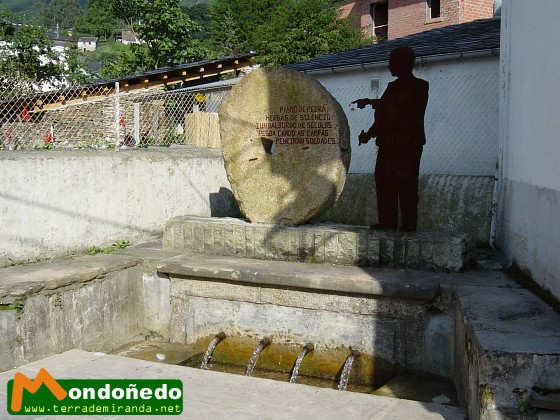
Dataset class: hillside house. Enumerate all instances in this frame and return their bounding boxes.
[77,37,98,52]
[339,0,496,40]
[121,29,140,45]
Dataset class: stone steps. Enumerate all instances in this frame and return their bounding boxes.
[162,215,475,272]
[1,244,559,419]
[155,249,560,419]
[453,285,560,418]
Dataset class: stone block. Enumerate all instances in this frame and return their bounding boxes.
[454,286,560,419]
[162,216,473,271]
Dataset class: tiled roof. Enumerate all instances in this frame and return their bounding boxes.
[78,37,98,43]
[285,18,500,73]
[1,53,256,111]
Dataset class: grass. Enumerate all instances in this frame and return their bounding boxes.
[88,240,130,255]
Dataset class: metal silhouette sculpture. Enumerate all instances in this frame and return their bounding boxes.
[353,46,429,232]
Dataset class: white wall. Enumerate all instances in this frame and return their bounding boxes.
[313,56,499,176]
[497,0,560,299]
[0,148,236,266]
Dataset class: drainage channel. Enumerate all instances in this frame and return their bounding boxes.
[112,334,460,406]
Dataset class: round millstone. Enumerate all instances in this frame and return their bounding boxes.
[219,67,351,225]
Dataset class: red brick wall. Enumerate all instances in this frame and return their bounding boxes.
[389,0,461,39]
[339,0,494,40]
[339,0,373,35]
[458,0,495,23]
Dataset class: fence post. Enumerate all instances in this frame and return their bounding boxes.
[114,81,120,150]
[134,102,140,145]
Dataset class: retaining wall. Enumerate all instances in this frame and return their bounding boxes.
[0,148,493,267]
[0,148,237,267]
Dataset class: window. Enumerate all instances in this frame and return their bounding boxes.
[427,0,441,20]
[370,1,388,40]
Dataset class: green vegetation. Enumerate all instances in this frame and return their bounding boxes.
[8,256,49,267]
[209,0,367,65]
[0,7,87,95]
[0,0,86,19]
[40,0,85,31]
[74,0,120,40]
[0,300,25,313]
[0,0,368,88]
[252,0,366,66]
[88,240,130,255]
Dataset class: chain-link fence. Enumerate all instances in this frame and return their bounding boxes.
[0,80,235,151]
[1,84,117,150]
[125,83,233,149]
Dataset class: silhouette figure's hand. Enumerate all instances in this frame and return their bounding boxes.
[358,130,370,145]
[351,99,369,109]
[352,98,381,109]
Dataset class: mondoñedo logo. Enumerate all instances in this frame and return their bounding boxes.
[7,368,183,416]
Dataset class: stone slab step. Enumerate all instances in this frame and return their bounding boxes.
[0,254,140,304]
[163,216,475,272]
[156,252,516,302]
[454,286,560,417]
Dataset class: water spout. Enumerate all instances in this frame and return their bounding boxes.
[200,332,226,370]
[289,343,314,383]
[338,349,360,391]
[245,337,272,377]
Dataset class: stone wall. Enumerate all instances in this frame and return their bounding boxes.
[320,173,494,244]
[0,255,147,371]
[0,148,237,267]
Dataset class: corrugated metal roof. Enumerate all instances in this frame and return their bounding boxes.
[285,18,500,73]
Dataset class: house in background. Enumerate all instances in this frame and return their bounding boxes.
[77,37,98,52]
[121,29,140,45]
[339,0,496,40]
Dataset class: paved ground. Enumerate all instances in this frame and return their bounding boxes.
[0,349,467,419]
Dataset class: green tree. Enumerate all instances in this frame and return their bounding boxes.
[0,7,84,96]
[182,2,211,43]
[40,0,84,31]
[110,0,208,73]
[209,0,279,55]
[74,0,120,40]
[97,42,135,79]
[253,0,367,66]
[110,0,140,31]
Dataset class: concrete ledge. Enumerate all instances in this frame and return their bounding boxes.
[453,286,560,419]
[158,253,445,301]
[0,254,146,371]
[0,254,141,304]
[162,216,475,272]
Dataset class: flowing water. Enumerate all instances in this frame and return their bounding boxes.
[245,337,272,377]
[113,337,459,405]
[289,343,314,383]
[200,332,226,370]
[338,350,360,391]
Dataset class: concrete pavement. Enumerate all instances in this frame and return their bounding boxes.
[0,349,467,419]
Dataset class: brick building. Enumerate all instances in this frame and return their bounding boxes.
[339,0,496,40]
